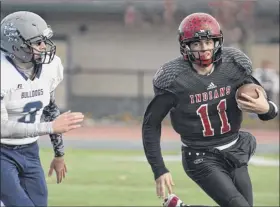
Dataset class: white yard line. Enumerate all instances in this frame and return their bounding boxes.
[109,155,279,167]
[81,154,279,167]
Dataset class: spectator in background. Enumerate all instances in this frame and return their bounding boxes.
[209,1,241,46]
[163,0,176,26]
[253,60,279,106]
[124,3,136,26]
[209,0,255,55]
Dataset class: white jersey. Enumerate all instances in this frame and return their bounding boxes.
[1,53,64,145]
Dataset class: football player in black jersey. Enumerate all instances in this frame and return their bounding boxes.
[142,13,278,207]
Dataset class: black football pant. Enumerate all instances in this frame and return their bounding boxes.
[182,131,256,207]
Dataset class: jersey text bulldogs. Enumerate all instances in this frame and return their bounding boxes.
[21,89,44,99]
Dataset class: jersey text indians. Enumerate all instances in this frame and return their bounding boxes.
[189,86,231,104]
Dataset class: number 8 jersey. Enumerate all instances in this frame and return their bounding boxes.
[153,47,256,149]
[1,52,64,145]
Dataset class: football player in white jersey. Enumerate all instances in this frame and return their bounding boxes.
[0,11,84,206]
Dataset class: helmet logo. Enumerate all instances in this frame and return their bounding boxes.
[1,11,57,64]
[3,23,19,42]
[12,45,18,52]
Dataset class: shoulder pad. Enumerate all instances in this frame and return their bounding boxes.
[222,47,253,75]
[153,56,185,90]
[47,56,64,92]
[1,53,16,96]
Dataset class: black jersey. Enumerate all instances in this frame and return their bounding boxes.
[153,47,253,148]
[142,47,278,179]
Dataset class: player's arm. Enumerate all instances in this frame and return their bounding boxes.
[41,91,64,157]
[240,75,278,120]
[233,48,278,121]
[142,88,177,180]
[1,95,53,138]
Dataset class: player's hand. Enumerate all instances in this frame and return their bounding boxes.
[155,172,175,199]
[48,157,67,184]
[236,88,270,114]
[52,111,84,133]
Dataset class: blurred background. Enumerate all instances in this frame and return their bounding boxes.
[1,0,279,122]
[1,0,279,206]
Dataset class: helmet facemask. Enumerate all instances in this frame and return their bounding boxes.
[179,31,223,67]
[20,27,56,64]
[22,36,56,64]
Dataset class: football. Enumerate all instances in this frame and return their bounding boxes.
[236,83,267,101]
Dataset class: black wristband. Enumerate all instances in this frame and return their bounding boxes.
[258,102,278,121]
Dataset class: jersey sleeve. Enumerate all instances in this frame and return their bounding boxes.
[1,85,7,101]
[142,92,177,180]
[1,60,13,99]
[143,60,181,179]
[50,56,64,93]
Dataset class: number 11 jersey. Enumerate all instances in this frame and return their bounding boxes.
[153,47,255,149]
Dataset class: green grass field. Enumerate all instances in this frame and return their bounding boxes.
[40,148,279,206]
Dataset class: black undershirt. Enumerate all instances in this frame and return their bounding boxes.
[142,92,177,180]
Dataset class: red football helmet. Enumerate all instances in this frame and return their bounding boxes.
[178,13,223,66]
